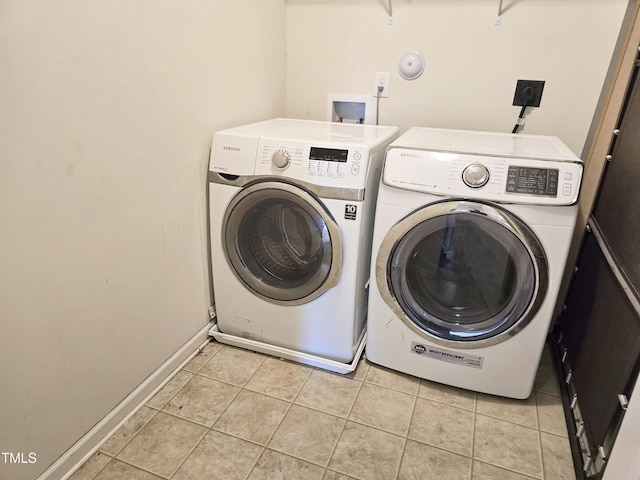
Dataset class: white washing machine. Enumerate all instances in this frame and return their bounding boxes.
[208,118,398,373]
[367,127,583,398]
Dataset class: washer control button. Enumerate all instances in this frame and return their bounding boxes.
[351,164,360,175]
[462,163,490,188]
[272,150,291,169]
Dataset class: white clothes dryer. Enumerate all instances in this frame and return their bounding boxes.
[208,118,398,373]
[367,127,583,398]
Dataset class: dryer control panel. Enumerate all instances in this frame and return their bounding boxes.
[384,148,583,206]
[505,166,560,196]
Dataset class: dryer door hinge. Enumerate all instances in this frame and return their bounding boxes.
[208,305,216,320]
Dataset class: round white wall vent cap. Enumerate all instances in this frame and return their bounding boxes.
[398,51,425,80]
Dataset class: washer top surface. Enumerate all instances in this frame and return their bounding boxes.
[391,127,579,162]
[220,117,399,147]
[209,118,399,186]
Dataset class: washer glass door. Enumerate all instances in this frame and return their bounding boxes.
[377,200,547,347]
[224,181,342,305]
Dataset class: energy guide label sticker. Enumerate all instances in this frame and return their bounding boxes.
[411,342,483,369]
[344,204,357,220]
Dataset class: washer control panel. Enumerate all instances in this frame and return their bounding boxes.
[307,146,349,178]
[254,139,370,188]
[384,147,583,205]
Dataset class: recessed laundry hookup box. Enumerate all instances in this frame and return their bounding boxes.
[327,93,376,125]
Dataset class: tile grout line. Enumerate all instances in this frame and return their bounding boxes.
[362,362,421,397]
[471,386,548,480]
[98,454,174,480]
[194,352,369,476]
[534,387,546,480]
[79,451,113,480]
[100,407,159,459]
[80,359,200,479]
[257,358,372,478]
[469,392,477,480]
[86,384,181,479]
[150,344,230,480]
[241,355,317,480]
[107,368,196,463]
[392,380,421,480]
[263,362,338,475]
[171,343,263,479]
[165,419,209,479]
[207,346,270,480]
[473,411,545,433]
[160,345,236,478]
[320,361,368,479]
[472,413,547,479]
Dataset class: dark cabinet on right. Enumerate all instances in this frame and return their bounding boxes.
[552,59,640,479]
[554,222,640,477]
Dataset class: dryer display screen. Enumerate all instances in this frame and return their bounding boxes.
[506,166,559,196]
[309,147,348,163]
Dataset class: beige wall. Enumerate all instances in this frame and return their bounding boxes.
[0,1,285,479]
[285,0,627,155]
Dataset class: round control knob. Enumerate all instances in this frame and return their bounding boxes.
[271,150,291,169]
[462,163,490,188]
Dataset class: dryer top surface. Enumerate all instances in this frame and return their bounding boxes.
[390,127,581,163]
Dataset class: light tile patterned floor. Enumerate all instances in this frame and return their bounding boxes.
[70,341,576,480]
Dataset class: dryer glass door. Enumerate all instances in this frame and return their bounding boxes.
[377,200,547,347]
[223,181,342,305]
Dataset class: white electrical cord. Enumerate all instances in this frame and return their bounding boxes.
[376,85,384,125]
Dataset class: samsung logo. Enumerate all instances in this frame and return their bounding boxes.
[223,146,241,152]
[400,152,422,158]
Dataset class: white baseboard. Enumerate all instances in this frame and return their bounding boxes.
[36,322,213,480]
